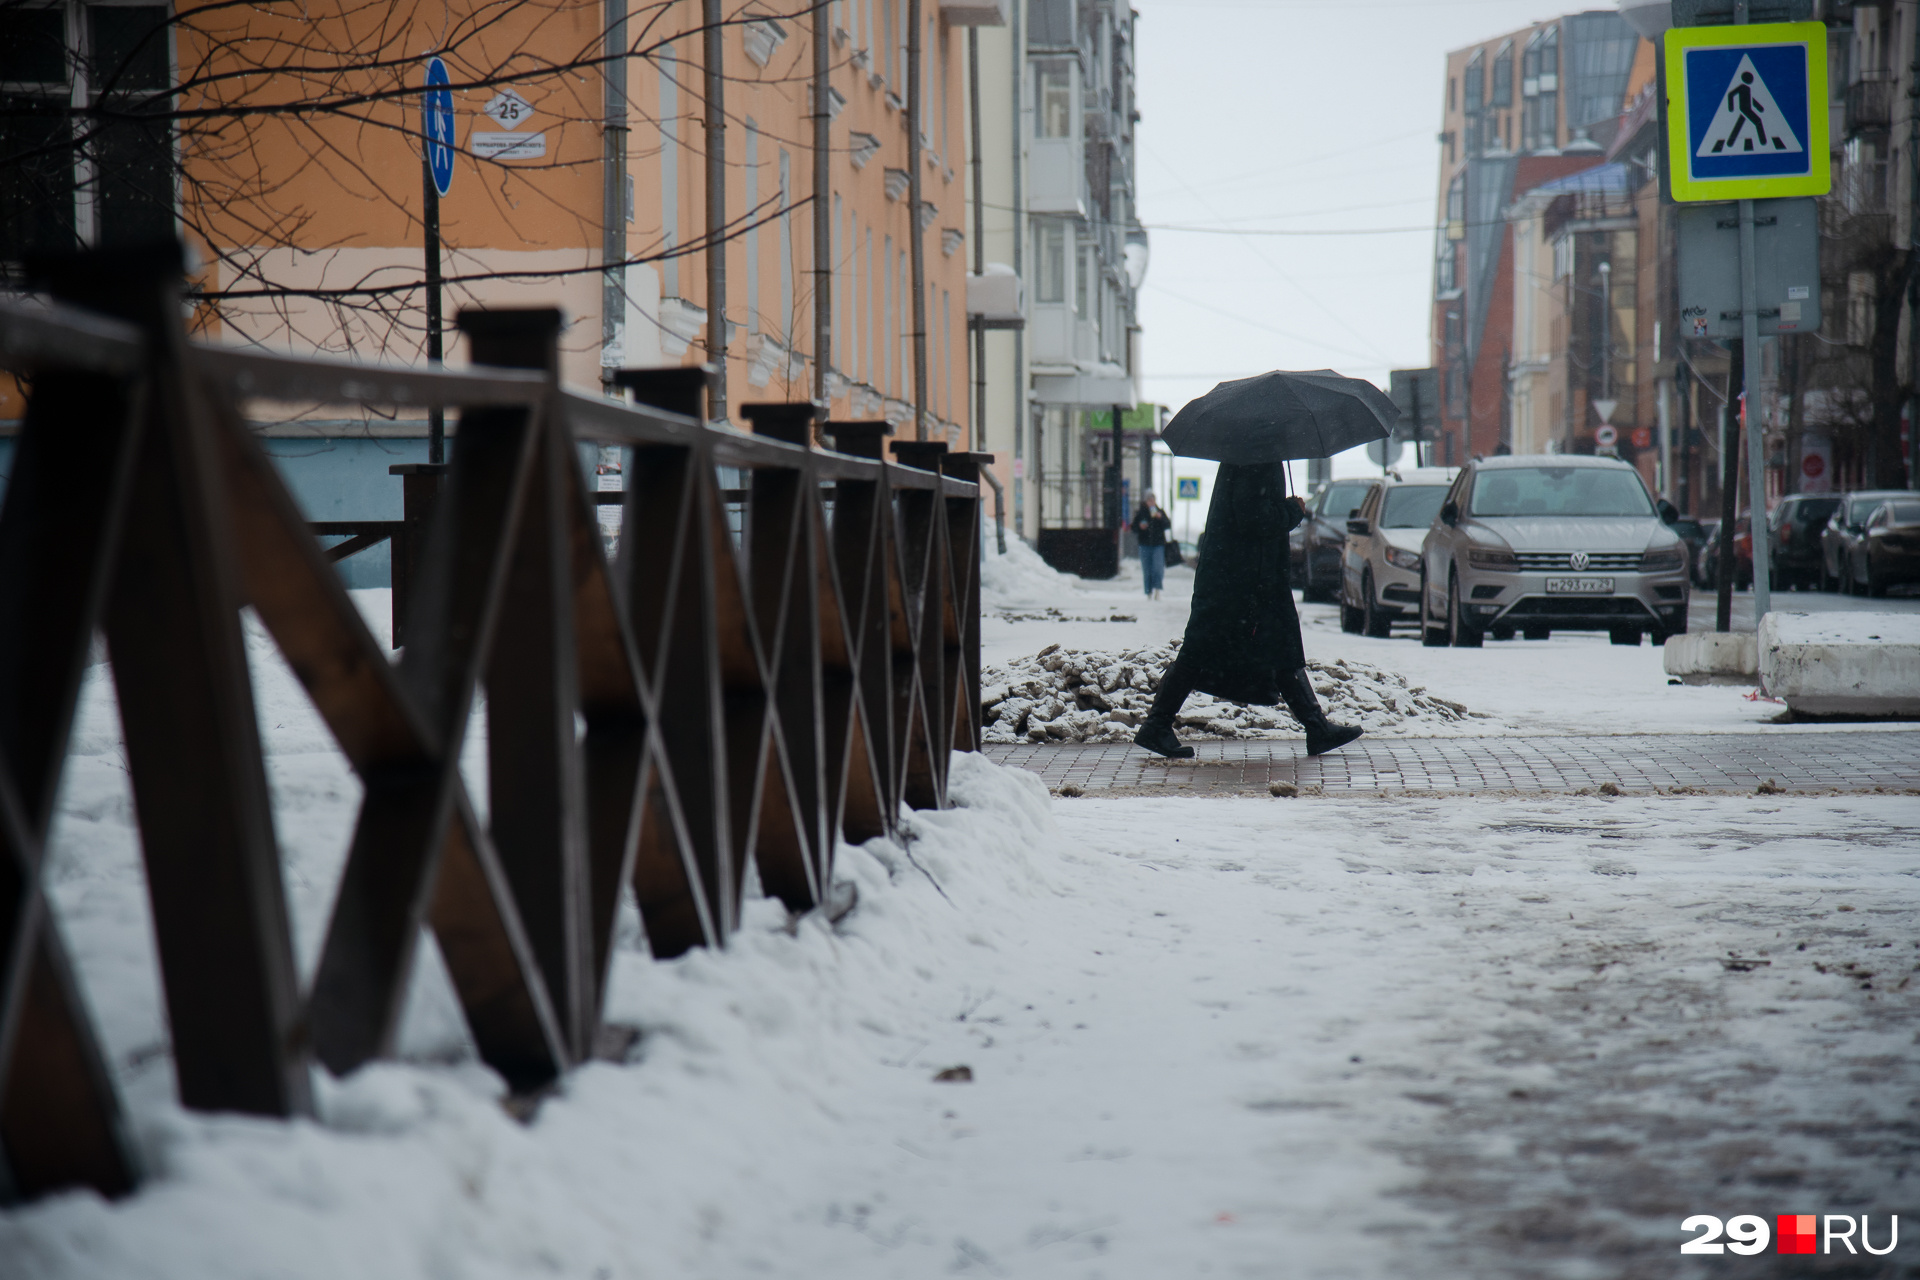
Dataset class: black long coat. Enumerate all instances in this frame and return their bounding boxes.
[1177,463,1306,704]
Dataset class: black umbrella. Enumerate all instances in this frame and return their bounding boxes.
[1161,369,1398,462]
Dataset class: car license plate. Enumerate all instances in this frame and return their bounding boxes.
[1545,577,1614,594]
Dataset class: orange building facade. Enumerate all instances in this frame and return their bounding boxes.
[3,0,981,440]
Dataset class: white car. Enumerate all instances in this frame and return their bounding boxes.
[1339,468,1457,637]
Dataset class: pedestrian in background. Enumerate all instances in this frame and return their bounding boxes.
[1132,491,1173,599]
[1133,463,1362,760]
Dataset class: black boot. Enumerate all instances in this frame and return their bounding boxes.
[1134,658,1197,759]
[1277,667,1363,756]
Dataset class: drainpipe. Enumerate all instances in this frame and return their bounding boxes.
[602,0,628,396]
[704,0,727,421]
[1909,0,1920,487]
[1009,0,1024,532]
[907,0,928,440]
[812,0,832,406]
[969,25,985,453]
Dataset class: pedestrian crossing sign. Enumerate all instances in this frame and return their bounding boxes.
[1664,22,1827,202]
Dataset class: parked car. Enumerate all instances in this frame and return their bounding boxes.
[1418,455,1690,647]
[1842,498,1920,596]
[1688,517,1720,588]
[1338,470,1456,637]
[1820,490,1911,592]
[1765,494,1841,591]
[1668,515,1712,587]
[1701,516,1753,591]
[1291,477,1375,603]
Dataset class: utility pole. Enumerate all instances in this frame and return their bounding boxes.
[601,0,628,398]
[703,0,727,422]
[812,0,832,407]
[907,0,929,440]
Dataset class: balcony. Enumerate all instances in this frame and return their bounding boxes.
[1846,76,1892,134]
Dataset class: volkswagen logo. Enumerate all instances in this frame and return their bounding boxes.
[1569,551,1590,572]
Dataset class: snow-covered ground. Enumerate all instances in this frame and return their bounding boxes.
[10,718,1918,1277]
[983,538,1920,737]
[7,558,1918,1278]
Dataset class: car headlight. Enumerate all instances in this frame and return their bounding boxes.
[1385,547,1422,570]
[1466,547,1517,571]
[1641,548,1686,573]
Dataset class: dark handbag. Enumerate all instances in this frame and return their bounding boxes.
[1163,538,1183,567]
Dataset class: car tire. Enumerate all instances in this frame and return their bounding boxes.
[1649,628,1670,646]
[1522,625,1550,641]
[1868,559,1887,598]
[1361,571,1392,638]
[1447,570,1482,648]
[1841,559,1857,597]
[1339,596,1363,633]
[1609,626,1642,646]
[1491,625,1516,641]
[1420,572,1448,647]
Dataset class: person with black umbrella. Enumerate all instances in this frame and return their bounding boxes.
[1133,370,1392,761]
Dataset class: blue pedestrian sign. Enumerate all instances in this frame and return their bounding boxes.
[424,56,456,197]
[1176,477,1201,502]
[1663,22,1827,202]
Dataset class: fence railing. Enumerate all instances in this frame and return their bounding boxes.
[0,245,983,1203]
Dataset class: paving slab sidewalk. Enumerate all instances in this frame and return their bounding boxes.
[986,732,1920,796]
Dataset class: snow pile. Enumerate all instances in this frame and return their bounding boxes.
[977,534,1077,611]
[980,641,1477,744]
[6,707,1076,1278]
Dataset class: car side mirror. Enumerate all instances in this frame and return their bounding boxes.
[1346,517,1370,536]
[1440,501,1459,526]
[1658,499,1679,524]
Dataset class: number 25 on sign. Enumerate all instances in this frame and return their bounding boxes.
[1663,21,1829,203]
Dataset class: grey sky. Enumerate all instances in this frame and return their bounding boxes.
[1132,0,1592,476]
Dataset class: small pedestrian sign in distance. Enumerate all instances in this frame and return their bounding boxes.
[1664,22,1827,202]
[1176,477,1201,502]
[424,56,456,197]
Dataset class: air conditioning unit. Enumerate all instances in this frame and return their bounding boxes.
[939,0,1008,26]
[967,264,1023,326]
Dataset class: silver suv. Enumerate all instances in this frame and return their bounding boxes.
[1339,468,1457,637]
[1419,456,1690,647]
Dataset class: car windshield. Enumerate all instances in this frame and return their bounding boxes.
[1380,485,1449,528]
[1319,482,1371,519]
[1469,466,1654,518]
[1884,502,1920,525]
[1849,494,1908,525]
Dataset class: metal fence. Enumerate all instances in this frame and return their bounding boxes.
[0,245,983,1203]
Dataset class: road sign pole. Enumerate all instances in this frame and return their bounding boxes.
[1739,200,1771,621]
[422,153,444,466]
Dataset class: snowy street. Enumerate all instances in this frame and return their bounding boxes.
[5,559,1918,1279]
[9,750,1916,1279]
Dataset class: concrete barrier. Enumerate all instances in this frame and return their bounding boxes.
[1663,630,1759,686]
[1759,611,1920,717]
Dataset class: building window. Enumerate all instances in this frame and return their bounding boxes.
[1,3,174,262]
[1492,42,1513,108]
[1036,61,1072,138]
[1463,49,1484,117]
[1075,241,1091,316]
[1034,218,1066,304]
[1522,25,1559,152]
[1448,76,1456,112]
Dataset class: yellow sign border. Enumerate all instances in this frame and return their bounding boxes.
[1663,21,1829,203]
